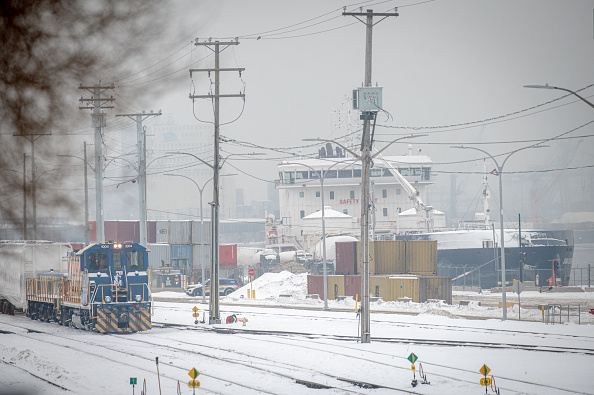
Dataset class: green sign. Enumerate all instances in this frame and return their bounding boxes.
[130,378,137,385]
[407,353,418,364]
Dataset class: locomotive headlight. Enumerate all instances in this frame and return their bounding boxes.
[135,295,142,302]
[104,295,112,303]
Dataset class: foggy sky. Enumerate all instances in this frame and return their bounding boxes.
[36,0,594,225]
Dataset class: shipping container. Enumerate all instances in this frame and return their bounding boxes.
[335,241,357,275]
[356,241,375,274]
[147,221,157,244]
[327,275,345,300]
[374,240,406,274]
[104,221,119,242]
[370,275,391,299]
[170,244,192,275]
[307,275,325,300]
[406,240,437,275]
[147,243,170,268]
[389,275,420,303]
[419,276,452,304]
[156,221,169,244]
[191,220,212,245]
[219,244,238,268]
[168,221,192,244]
[344,275,361,299]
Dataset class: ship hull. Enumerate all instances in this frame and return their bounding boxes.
[397,229,574,289]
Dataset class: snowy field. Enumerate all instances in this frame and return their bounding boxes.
[1,271,593,394]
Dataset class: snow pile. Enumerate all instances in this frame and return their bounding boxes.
[227,271,310,301]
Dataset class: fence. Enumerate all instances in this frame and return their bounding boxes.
[569,265,592,287]
[543,304,582,325]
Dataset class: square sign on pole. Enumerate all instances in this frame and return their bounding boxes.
[355,87,383,111]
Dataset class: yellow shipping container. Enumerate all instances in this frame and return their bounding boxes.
[356,241,376,274]
[369,275,391,299]
[374,240,406,274]
[327,275,345,300]
[389,276,420,303]
[406,240,437,275]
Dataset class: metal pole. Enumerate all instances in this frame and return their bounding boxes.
[200,187,206,304]
[589,264,591,288]
[518,213,522,282]
[499,164,507,320]
[84,142,90,245]
[320,175,328,310]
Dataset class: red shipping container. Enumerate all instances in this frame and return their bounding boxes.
[335,241,357,275]
[307,275,325,301]
[344,275,361,299]
[116,221,140,243]
[147,221,157,244]
[219,244,237,268]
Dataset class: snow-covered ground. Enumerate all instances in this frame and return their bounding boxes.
[1,271,593,394]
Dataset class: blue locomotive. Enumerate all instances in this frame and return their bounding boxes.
[26,242,152,333]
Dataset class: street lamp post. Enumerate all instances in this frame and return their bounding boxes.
[282,159,356,309]
[165,173,212,304]
[451,144,547,321]
[524,84,594,109]
[166,150,259,324]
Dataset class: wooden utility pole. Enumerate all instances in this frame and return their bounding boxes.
[116,111,162,247]
[190,39,245,324]
[79,81,115,243]
[343,8,398,344]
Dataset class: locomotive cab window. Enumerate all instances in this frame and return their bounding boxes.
[89,252,109,271]
[113,252,122,271]
[127,251,144,270]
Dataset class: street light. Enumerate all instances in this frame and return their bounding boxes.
[165,173,212,303]
[451,144,547,321]
[165,150,260,324]
[283,158,358,310]
[524,84,594,109]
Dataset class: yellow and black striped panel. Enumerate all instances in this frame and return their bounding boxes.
[95,305,151,333]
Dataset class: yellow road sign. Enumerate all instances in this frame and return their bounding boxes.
[192,306,199,313]
[188,367,200,379]
[188,380,200,388]
[480,377,492,386]
[410,364,415,372]
[192,312,200,317]
[479,364,490,377]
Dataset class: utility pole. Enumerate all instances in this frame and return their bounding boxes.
[79,81,115,243]
[116,111,162,247]
[343,8,398,344]
[83,142,90,245]
[14,132,51,240]
[23,153,27,240]
[190,39,245,324]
